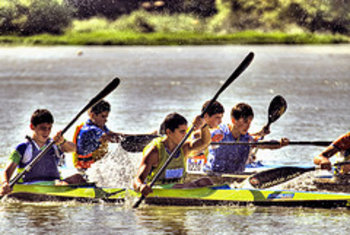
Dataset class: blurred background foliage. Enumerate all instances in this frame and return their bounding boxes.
[0,0,349,36]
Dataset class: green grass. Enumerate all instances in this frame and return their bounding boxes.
[0,30,349,46]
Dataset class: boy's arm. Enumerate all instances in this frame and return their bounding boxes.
[133,147,159,196]
[185,123,211,157]
[0,161,18,196]
[314,145,337,170]
[255,137,289,149]
[54,130,76,152]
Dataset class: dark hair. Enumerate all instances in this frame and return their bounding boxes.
[202,100,225,117]
[231,103,254,120]
[31,109,54,126]
[90,100,110,115]
[159,112,187,135]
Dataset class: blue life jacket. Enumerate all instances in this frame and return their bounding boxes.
[204,124,252,173]
[17,137,62,182]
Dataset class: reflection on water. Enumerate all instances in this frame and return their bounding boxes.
[0,45,349,234]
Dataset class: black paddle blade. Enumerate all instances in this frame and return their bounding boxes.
[247,166,315,189]
[201,52,254,117]
[121,135,159,152]
[267,95,287,125]
[62,77,120,135]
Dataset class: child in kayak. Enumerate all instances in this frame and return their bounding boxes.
[203,103,289,174]
[0,109,85,196]
[186,101,225,172]
[314,131,350,173]
[133,112,212,197]
[73,100,122,173]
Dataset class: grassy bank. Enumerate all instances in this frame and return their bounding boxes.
[0,30,349,46]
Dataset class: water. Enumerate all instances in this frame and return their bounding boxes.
[0,45,349,234]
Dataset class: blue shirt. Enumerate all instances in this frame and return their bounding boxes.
[203,123,253,173]
[76,119,109,156]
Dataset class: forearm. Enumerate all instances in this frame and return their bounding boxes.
[188,125,211,154]
[2,162,17,183]
[60,140,76,152]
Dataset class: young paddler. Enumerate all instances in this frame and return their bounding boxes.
[133,112,212,197]
[0,109,85,196]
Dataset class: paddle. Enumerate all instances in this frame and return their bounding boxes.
[132,52,255,208]
[8,78,120,188]
[264,95,287,131]
[243,161,350,189]
[120,134,160,153]
[211,141,332,147]
[249,95,287,161]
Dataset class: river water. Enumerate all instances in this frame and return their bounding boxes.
[0,45,349,234]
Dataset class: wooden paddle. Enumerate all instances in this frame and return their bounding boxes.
[132,52,255,208]
[8,78,120,188]
[211,141,332,147]
[243,161,350,189]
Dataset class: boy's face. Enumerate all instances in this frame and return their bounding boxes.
[31,122,52,142]
[91,111,109,128]
[206,113,224,128]
[166,124,188,144]
[232,116,253,135]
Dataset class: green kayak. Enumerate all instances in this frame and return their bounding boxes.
[4,182,350,209]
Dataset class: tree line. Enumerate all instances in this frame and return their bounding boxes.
[0,0,349,36]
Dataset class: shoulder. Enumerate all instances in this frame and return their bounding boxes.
[15,142,29,155]
[333,132,350,150]
[212,124,228,134]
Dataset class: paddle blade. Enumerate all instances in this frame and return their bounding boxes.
[267,95,287,125]
[201,52,254,117]
[121,135,159,152]
[247,166,315,189]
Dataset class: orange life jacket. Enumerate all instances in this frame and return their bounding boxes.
[72,123,95,169]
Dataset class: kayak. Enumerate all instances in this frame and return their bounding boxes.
[7,182,126,203]
[5,182,350,209]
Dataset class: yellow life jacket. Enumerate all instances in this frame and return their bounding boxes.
[145,136,186,184]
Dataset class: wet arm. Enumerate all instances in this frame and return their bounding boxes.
[2,162,17,184]
[0,162,17,196]
[185,125,211,157]
[133,147,159,193]
[314,145,338,165]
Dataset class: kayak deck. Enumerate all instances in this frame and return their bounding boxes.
[8,183,126,203]
[5,183,350,209]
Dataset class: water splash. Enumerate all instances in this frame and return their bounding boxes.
[86,144,142,188]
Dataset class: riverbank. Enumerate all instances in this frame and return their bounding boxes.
[0,31,349,46]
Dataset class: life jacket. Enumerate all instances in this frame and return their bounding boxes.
[72,122,109,170]
[145,136,186,184]
[17,137,62,182]
[203,123,252,174]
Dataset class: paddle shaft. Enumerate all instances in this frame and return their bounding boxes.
[9,78,120,188]
[211,141,332,147]
[132,52,255,209]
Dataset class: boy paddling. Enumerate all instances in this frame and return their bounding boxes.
[0,109,85,196]
[73,100,123,173]
[314,132,350,174]
[203,103,289,174]
[133,112,212,197]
